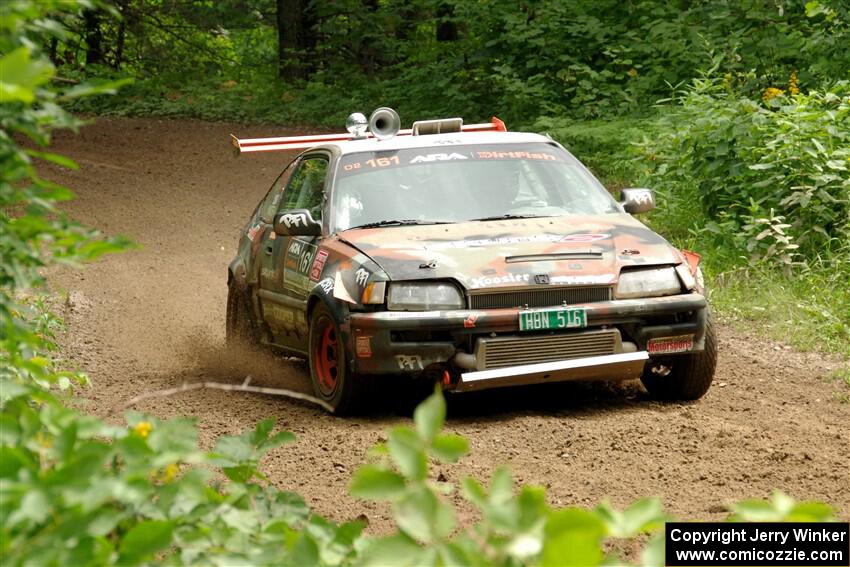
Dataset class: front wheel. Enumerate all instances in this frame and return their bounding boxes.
[308,303,369,414]
[640,309,717,401]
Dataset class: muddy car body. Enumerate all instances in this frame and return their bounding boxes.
[227,112,716,412]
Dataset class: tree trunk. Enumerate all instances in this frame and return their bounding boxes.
[114,20,126,69]
[436,3,458,42]
[113,1,127,69]
[48,37,58,65]
[276,0,315,80]
[83,9,105,66]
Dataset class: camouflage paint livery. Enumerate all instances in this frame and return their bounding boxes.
[229,131,708,391]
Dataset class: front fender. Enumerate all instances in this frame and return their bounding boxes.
[228,255,248,290]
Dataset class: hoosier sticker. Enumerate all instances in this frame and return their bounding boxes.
[647,335,694,354]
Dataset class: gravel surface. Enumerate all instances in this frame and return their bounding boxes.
[46,117,849,529]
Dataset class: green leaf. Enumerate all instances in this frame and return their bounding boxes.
[393,486,453,544]
[517,485,548,530]
[597,497,666,537]
[213,433,254,464]
[490,466,513,503]
[641,533,666,567]
[221,465,257,483]
[9,490,50,525]
[88,508,125,537]
[350,465,406,501]
[62,78,134,99]
[0,47,53,103]
[541,508,605,567]
[429,433,468,463]
[117,520,175,564]
[388,426,427,481]
[358,534,424,567]
[460,477,487,508]
[414,386,445,442]
[437,541,474,566]
[24,149,79,170]
[290,532,320,565]
[250,418,295,452]
[269,491,311,524]
[730,499,776,521]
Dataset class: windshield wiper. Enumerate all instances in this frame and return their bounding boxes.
[348,219,452,229]
[468,214,546,222]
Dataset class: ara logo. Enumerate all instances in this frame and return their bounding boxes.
[409,153,468,163]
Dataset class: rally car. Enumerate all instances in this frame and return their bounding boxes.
[227,108,716,413]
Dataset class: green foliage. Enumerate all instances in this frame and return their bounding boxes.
[615,72,850,354]
[4,386,840,566]
[1,390,319,565]
[57,0,850,128]
[1,0,131,390]
[634,74,850,267]
[532,115,654,187]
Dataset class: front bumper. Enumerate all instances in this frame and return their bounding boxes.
[348,293,707,385]
[455,351,649,392]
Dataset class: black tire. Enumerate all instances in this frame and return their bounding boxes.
[308,303,369,414]
[226,281,259,349]
[641,309,717,401]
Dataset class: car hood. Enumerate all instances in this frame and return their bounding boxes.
[338,215,683,290]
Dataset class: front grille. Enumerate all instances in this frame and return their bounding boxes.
[478,329,619,369]
[468,286,612,309]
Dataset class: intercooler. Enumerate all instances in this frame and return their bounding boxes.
[473,328,622,370]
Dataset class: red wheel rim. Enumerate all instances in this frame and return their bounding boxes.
[313,316,339,396]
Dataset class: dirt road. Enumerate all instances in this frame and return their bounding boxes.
[46,117,849,527]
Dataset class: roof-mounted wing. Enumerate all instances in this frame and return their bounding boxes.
[231,116,507,155]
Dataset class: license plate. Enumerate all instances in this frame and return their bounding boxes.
[518,307,587,332]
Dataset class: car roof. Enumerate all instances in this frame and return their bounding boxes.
[314,131,557,156]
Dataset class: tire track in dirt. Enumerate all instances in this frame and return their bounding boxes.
[46,117,849,529]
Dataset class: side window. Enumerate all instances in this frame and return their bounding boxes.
[258,162,296,223]
[280,156,329,221]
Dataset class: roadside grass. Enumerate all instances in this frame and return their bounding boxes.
[822,366,850,403]
[706,263,850,357]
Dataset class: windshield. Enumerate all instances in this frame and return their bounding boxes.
[331,142,619,231]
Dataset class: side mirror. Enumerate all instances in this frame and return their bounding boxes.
[274,209,322,236]
[620,188,656,214]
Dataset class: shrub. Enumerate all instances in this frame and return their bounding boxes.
[633,73,850,269]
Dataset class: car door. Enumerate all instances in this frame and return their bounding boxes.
[258,153,330,351]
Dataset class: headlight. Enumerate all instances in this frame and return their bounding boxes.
[387,282,464,311]
[615,267,682,299]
